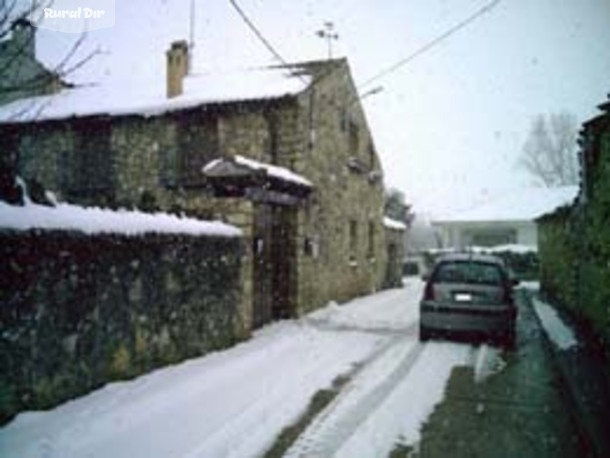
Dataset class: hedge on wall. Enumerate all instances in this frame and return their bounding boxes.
[537,211,578,308]
[0,229,242,424]
[537,129,610,358]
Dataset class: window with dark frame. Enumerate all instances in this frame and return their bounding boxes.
[368,220,375,258]
[68,120,114,198]
[368,141,376,170]
[349,120,359,155]
[177,113,218,187]
[265,112,279,164]
[349,219,358,262]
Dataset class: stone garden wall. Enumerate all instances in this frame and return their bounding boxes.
[0,228,242,424]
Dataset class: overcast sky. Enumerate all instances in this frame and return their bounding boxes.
[33,0,610,217]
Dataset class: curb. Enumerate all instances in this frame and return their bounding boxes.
[524,289,610,458]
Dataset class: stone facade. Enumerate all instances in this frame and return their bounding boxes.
[0,58,391,333]
[291,61,387,312]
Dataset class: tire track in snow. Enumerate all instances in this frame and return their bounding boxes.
[284,338,425,458]
[176,325,390,458]
[302,317,419,338]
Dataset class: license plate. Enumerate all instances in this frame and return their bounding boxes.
[454,293,473,302]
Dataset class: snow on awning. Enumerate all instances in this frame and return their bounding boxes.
[0,201,241,237]
[383,217,407,231]
[0,67,310,124]
[203,155,313,188]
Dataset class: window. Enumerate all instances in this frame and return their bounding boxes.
[177,113,218,187]
[65,120,114,202]
[340,109,348,131]
[348,121,359,154]
[467,229,517,247]
[434,261,505,286]
[349,220,358,262]
[265,113,279,164]
[368,142,376,169]
[367,221,375,258]
[304,236,320,258]
[0,128,19,172]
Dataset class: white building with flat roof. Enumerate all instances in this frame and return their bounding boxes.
[432,186,578,250]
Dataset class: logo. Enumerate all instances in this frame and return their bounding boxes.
[29,0,115,33]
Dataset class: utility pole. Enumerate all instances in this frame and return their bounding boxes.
[316,22,339,59]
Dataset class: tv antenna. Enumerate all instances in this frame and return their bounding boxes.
[316,22,339,59]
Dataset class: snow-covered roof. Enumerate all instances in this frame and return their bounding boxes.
[203,155,313,188]
[472,244,537,254]
[383,217,407,231]
[0,201,241,237]
[434,186,578,224]
[0,67,311,123]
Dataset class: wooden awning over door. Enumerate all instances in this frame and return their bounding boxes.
[202,155,312,206]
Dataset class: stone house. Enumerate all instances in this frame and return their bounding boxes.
[0,29,392,335]
[0,19,64,105]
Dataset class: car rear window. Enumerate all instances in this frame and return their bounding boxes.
[433,261,505,286]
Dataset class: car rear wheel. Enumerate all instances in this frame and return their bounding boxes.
[419,325,432,342]
[501,328,516,350]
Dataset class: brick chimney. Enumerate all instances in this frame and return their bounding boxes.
[166,40,189,98]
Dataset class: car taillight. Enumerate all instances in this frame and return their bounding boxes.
[423,281,435,301]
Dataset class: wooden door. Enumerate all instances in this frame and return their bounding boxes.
[251,204,297,328]
[270,206,296,320]
[252,205,273,329]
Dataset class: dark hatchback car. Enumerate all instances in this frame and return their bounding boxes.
[419,253,518,348]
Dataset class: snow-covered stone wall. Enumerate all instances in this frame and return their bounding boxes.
[0,225,242,424]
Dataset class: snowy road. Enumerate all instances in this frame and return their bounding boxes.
[0,278,485,458]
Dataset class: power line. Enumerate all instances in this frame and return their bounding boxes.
[228,0,289,66]
[359,0,501,89]
[226,0,382,111]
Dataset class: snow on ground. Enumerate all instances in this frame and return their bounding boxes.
[0,323,383,458]
[473,344,506,383]
[0,279,473,458]
[307,277,422,333]
[285,339,471,458]
[532,298,578,350]
[518,281,540,291]
[333,343,471,458]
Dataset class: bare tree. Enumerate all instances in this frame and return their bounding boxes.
[0,1,100,104]
[518,112,579,187]
[0,1,99,204]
